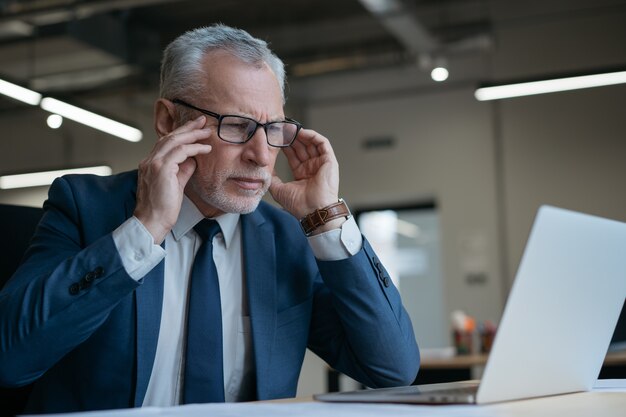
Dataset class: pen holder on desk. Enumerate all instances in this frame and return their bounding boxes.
[479,320,497,353]
[480,328,496,353]
[453,330,475,355]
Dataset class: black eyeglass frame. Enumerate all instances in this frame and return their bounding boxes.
[172,98,302,148]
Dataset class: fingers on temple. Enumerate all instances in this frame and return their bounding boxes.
[153,128,212,160]
[289,138,311,162]
[290,129,328,161]
[171,143,212,164]
[147,142,212,172]
[157,115,208,146]
[174,115,207,134]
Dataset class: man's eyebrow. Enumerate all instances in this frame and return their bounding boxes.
[230,111,286,123]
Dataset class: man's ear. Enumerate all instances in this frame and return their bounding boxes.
[154,98,177,138]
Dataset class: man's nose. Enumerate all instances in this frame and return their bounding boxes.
[242,127,272,166]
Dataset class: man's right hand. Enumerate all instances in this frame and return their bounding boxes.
[134,115,212,244]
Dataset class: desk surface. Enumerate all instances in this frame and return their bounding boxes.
[420,349,626,369]
[486,391,625,417]
[38,390,626,417]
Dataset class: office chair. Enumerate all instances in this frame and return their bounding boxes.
[0,204,44,417]
[0,204,43,287]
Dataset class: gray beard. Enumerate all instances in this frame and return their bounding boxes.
[189,168,271,215]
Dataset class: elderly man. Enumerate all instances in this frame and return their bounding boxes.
[0,24,419,414]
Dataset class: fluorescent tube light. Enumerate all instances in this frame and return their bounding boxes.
[0,166,112,190]
[40,97,143,142]
[359,0,402,14]
[475,70,626,101]
[0,78,42,105]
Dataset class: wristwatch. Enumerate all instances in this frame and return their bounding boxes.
[299,199,351,236]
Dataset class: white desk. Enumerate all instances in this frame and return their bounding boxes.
[485,391,625,417]
[26,381,626,417]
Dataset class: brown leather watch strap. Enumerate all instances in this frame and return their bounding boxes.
[300,199,350,236]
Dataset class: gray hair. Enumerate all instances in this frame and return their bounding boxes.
[159,24,286,108]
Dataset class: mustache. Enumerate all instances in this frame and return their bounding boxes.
[228,169,272,183]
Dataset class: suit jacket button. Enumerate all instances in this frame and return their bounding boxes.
[69,283,80,295]
[373,259,384,272]
[94,267,104,277]
[84,272,95,283]
[382,276,390,287]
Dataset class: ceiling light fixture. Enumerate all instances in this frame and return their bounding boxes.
[46,114,63,129]
[0,78,143,141]
[40,97,143,142]
[475,70,626,101]
[359,0,402,14]
[0,78,42,105]
[431,67,449,82]
[0,166,113,190]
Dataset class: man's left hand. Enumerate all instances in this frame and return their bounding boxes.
[269,128,341,223]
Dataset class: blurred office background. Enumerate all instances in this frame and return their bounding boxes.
[1,0,625,396]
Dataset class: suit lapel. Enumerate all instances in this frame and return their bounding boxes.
[241,210,277,400]
[123,187,165,407]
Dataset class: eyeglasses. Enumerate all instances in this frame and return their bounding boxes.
[172,99,302,148]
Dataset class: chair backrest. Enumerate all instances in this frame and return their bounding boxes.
[0,204,44,289]
[0,203,43,416]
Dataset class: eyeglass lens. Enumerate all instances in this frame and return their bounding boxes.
[220,116,298,147]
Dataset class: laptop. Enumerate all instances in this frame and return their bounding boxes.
[315,205,626,404]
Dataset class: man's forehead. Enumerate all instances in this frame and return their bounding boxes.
[198,51,284,117]
[201,50,276,80]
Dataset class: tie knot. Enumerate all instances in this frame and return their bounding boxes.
[193,219,221,241]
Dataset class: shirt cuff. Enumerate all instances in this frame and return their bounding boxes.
[307,216,363,261]
[112,216,166,281]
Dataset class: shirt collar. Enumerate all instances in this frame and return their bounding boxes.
[172,195,240,249]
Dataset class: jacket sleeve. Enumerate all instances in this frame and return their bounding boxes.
[0,176,140,387]
[307,238,420,388]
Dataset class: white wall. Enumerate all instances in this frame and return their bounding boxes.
[499,85,626,285]
[306,88,504,325]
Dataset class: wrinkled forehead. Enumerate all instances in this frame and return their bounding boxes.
[197,50,284,116]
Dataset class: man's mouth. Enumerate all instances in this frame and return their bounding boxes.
[231,177,266,191]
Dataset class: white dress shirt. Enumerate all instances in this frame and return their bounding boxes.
[112,196,362,406]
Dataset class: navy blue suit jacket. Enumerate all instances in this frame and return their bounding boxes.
[0,171,419,414]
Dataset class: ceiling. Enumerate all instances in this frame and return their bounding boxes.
[0,0,625,108]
